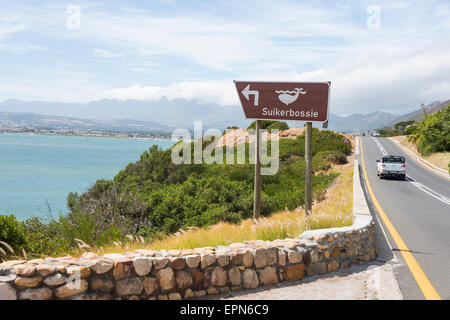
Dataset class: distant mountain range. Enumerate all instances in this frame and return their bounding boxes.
[0,98,251,132]
[328,99,449,132]
[329,111,395,132]
[0,98,448,134]
[386,100,450,124]
[0,111,176,134]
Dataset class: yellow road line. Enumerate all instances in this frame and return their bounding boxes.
[359,136,441,300]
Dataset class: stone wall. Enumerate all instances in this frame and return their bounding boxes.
[0,160,376,300]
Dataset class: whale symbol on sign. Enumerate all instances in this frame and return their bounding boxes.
[275,88,307,106]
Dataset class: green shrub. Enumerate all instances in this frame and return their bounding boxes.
[314,151,347,166]
[267,121,289,131]
[415,105,450,156]
[0,214,26,254]
[22,218,72,256]
[248,120,289,132]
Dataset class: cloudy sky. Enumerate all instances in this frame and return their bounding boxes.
[0,0,449,116]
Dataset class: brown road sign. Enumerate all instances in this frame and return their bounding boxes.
[234,81,330,122]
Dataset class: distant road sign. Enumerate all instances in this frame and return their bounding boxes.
[234,81,330,122]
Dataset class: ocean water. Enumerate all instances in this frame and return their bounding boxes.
[0,134,175,221]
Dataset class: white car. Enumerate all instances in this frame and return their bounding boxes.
[373,131,380,137]
[377,155,406,180]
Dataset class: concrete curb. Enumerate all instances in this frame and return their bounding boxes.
[300,156,372,239]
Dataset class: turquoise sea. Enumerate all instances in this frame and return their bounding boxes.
[0,134,175,221]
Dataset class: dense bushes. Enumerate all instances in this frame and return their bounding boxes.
[0,215,26,254]
[63,128,351,244]
[410,105,450,156]
[247,120,289,132]
[0,127,352,257]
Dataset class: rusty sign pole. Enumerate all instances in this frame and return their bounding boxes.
[304,122,313,216]
[253,120,262,219]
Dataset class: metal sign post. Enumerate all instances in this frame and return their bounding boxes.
[253,120,262,219]
[304,122,313,216]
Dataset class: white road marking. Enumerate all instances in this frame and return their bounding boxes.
[372,137,387,156]
[406,177,450,206]
[374,212,399,263]
[359,138,398,262]
[372,137,450,207]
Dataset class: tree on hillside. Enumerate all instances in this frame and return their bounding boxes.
[412,105,450,156]
[247,120,289,131]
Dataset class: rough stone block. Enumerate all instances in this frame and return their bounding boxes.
[254,248,277,268]
[35,264,56,277]
[216,254,230,267]
[67,266,91,278]
[284,264,305,281]
[156,267,175,291]
[90,259,114,275]
[211,266,227,286]
[116,277,143,296]
[19,287,53,300]
[153,257,169,270]
[13,264,36,277]
[44,273,67,286]
[0,283,16,300]
[14,276,43,288]
[168,292,182,300]
[185,255,201,268]
[228,267,241,286]
[143,277,159,296]
[192,269,207,290]
[309,262,327,275]
[288,250,302,264]
[176,270,193,289]
[55,279,88,298]
[90,278,114,291]
[132,257,153,276]
[243,269,259,289]
[201,254,216,268]
[170,257,186,270]
[258,266,278,286]
[277,250,287,267]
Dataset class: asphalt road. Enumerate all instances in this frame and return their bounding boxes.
[359,136,450,300]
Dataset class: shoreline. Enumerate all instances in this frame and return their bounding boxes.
[0,130,176,142]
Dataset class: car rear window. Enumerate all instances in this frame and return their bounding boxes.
[382,156,405,163]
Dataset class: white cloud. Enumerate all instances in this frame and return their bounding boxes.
[94,80,238,106]
[0,1,449,115]
[94,40,450,115]
[93,48,125,58]
[0,16,26,41]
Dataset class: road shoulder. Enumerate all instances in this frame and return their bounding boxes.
[388,136,450,180]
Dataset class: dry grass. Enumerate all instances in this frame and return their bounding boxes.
[80,161,354,257]
[391,136,449,171]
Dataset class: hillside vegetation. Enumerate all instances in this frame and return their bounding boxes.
[0,127,352,259]
[409,104,449,156]
[387,104,449,172]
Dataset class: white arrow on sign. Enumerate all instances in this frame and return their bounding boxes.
[241,84,259,106]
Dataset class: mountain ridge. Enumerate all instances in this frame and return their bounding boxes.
[0,98,448,133]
